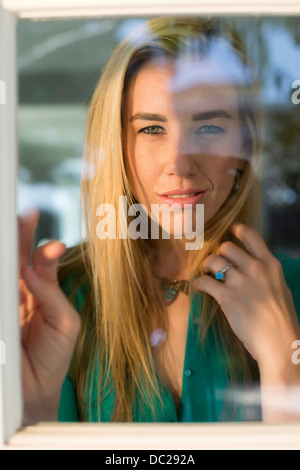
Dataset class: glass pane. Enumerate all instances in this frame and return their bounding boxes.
[18,16,300,425]
[18,17,300,253]
[18,17,144,246]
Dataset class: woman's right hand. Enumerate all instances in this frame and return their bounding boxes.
[19,210,81,423]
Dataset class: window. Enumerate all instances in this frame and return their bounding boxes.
[1,0,300,450]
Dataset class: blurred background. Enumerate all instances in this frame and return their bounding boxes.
[17,16,300,255]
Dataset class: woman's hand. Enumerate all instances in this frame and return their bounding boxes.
[193,223,300,420]
[19,210,81,423]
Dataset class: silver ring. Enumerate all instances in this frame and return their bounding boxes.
[215,263,233,282]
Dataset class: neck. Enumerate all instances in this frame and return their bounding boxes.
[148,237,195,280]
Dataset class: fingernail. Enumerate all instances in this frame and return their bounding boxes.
[37,238,51,247]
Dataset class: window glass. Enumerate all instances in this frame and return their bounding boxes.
[18,17,300,255]
[17,16,300,424]
[18,18,138,246]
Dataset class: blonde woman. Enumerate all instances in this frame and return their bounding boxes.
[19,17,300,424]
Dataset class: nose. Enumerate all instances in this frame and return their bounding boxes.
[165,133,198,178]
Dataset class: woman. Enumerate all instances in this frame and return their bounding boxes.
[19,17,300,424]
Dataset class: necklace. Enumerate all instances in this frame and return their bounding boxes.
[155,275,189,306]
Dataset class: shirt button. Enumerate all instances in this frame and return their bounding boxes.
[184,368,192,377]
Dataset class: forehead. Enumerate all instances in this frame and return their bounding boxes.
[125,58,240,116]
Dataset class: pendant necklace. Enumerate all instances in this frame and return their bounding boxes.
[155,275,189,306]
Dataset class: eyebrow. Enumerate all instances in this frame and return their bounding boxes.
[192,110,233,121]
[129,110,233,123]
[129,113,167,123]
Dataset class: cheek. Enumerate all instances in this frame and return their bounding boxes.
[203,155,237,223]
[212,155,237,184]
[198,128,242,180]
[203,150,238,199]
[124,133,158,199]
[199,152,238,188]
[211,155,236,175]
[124,132,138,192]
[126,139,152,179]
[201,130,242,159]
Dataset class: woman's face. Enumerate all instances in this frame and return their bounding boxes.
[123,58,247,238]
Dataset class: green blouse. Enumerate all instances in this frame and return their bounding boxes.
[58,254,300,423]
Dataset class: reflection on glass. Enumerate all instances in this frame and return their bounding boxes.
[18,17,300,424]
[18,17,300,254]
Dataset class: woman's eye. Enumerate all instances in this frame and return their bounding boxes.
[138,126,166,135]
[195,125,225,136]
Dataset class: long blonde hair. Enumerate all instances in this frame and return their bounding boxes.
[59,17,263,422]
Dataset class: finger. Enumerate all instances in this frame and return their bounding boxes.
[18,209,39,267]
[229,223,271,262]
[202,254,236,282]
[32,241,66,284]
[218,241,252,271]
[193,274,226,302]
[19,278,28,306]
[22,266,80,337]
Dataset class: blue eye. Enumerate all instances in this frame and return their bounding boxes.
[138,126,166,135]
[195,125,225,135]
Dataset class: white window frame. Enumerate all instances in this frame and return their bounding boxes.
[1,0,300,450]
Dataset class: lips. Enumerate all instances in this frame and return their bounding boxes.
[158,189,206,208]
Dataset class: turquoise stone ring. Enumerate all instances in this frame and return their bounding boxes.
[215,264,233,282]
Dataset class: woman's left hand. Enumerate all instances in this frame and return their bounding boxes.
[193,223,300,378]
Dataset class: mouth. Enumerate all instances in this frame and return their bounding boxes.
[158,189,206,207]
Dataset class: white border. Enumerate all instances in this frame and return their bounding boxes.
[2,0,300,18]
[0,4,22,447]
[0,0,300,451]
[8,422,300,450]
